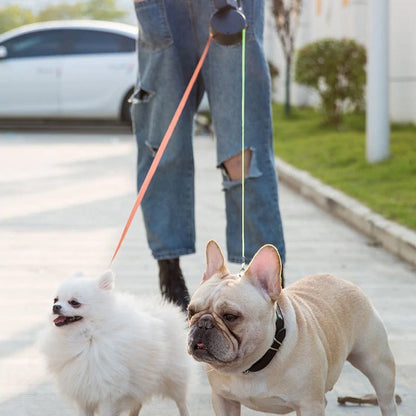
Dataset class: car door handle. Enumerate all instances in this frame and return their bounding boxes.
[37,67,56,74]
[108,64,126,70]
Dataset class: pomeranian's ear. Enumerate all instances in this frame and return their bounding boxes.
[98,270,115,291]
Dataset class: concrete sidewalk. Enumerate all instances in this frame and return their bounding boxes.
[0,131,414,415]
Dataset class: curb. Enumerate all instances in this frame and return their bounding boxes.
[276,157,416,268]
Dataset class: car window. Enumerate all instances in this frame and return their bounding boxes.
[2,30,65,58]
[63,29,135,55]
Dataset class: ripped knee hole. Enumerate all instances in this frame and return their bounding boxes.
[221,149,252,181]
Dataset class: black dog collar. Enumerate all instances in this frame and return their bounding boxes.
[243,305,286,374]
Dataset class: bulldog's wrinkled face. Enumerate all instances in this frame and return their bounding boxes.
[187,240,282,373]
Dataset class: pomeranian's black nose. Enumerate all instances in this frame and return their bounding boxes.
[53,304,62,314]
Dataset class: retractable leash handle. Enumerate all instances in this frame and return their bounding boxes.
[210,0,247,45]
[110,4,248,267]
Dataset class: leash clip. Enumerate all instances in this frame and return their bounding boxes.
[238,261,247,277]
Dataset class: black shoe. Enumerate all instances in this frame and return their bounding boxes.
[158,258,190,312]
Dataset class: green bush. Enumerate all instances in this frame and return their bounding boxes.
[295,38,366,125]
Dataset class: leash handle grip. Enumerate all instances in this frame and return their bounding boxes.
[210,0,247,45]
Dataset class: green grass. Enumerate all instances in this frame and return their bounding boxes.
[272,104,416,231]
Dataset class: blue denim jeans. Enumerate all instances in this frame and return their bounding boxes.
[132,0,286,264]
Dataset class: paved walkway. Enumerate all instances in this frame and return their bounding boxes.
[0,130,414,415]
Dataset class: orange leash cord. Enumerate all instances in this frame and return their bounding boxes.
[110,34,213,266]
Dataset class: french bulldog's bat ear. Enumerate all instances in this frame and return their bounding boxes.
[98,269,115,291]
[203,240,230,282]
[244,245,282,302]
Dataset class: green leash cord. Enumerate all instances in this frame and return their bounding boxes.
[241,28,246,269]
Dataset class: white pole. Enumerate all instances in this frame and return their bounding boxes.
[366,0,390,163]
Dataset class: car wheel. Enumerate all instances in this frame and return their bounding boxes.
[121,88,134,124]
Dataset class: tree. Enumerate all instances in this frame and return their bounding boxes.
[271,0,303,115]
[37,3,86,21]
[38,0,127,22]
[82,0,127,21]
[0,6,35,33]
[0,0,128,34]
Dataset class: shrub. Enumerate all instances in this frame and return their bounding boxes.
[295,38,366,125]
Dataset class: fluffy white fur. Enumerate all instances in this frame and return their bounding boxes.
[38,270,190,416]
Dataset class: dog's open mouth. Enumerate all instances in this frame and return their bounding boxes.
[54,315,83,327]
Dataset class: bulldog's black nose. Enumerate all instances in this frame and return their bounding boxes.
[198,314,215,330]
[53,304,62,314]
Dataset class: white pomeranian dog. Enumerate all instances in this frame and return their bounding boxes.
[38,270,190,416]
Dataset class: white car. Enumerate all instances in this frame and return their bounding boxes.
[0,20,138,122]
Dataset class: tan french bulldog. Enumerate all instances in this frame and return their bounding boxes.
[187,240,398,416]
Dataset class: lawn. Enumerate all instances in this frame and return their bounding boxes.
[272,104,416,231]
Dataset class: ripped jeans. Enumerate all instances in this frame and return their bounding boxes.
[131,0,286,264]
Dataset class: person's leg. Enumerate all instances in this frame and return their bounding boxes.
[131,0,203,309]
[202,0,286,283]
